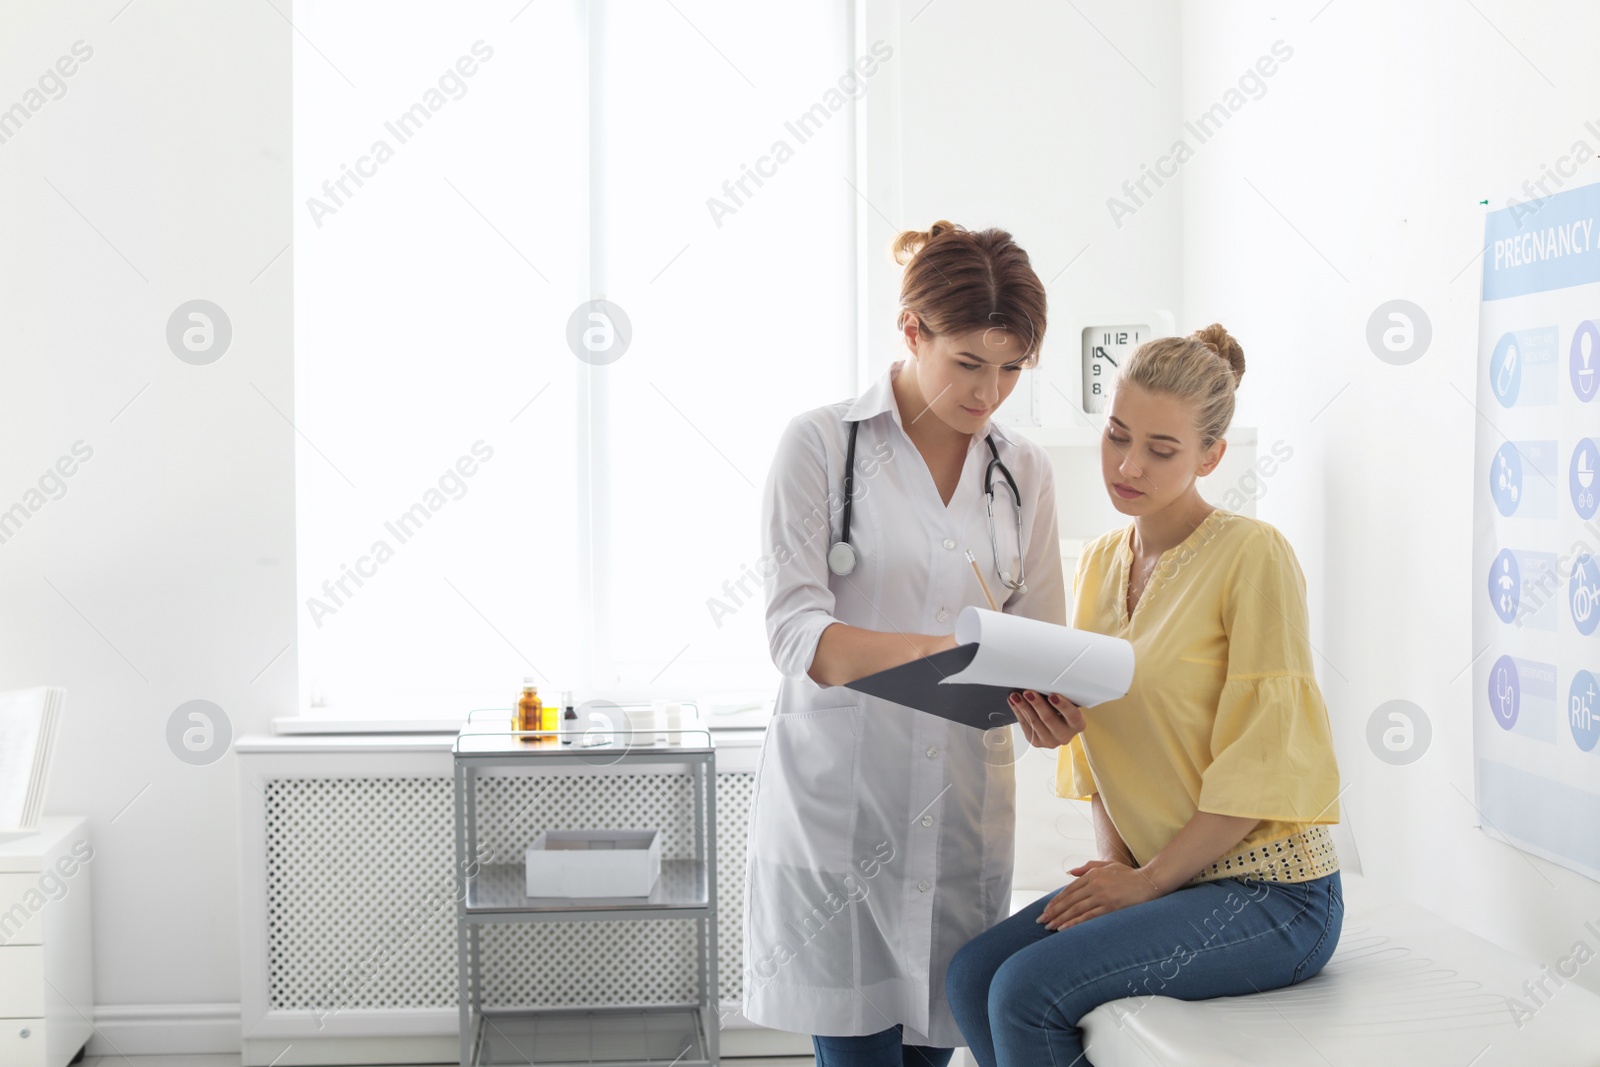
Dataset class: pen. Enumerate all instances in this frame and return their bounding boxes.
[965,549,1000,612]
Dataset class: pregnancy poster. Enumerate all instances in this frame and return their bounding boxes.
[1475,178,1600,883]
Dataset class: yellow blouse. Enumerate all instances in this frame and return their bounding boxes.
[1056,508,1342,885]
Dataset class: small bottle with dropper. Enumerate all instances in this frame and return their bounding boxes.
[560,690,576,744]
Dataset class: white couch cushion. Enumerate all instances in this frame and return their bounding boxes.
[1070,872,1599,1066]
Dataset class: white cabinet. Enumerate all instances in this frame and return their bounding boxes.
[0,817,94,1067]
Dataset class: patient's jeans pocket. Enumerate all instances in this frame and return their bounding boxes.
[750,703,862,871]
[1291,872,1343,984]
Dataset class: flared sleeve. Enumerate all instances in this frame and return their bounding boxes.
[1195,525,1342,823]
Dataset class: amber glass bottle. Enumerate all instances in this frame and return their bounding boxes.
[515,680,542,744]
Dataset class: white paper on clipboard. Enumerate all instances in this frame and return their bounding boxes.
[943,607,1134,708]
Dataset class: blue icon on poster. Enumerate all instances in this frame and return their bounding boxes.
[1572,321,1600,403]
[1490,332,1521,407]
[1489,655,1520,730]
[1572,554,1600,635]
[1570,670,1600,752]
[1491,442,1523,516]
[1490,549,1520,623]
[1572,439,1599,519]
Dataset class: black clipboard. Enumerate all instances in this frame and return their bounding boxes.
[843,644,1019,730]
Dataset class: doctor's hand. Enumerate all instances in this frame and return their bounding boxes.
[1037,860,1163,931]
[1008,690,1085,749]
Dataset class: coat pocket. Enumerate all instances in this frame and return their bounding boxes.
[749,702,862,871]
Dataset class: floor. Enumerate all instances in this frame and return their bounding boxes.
[76,1044,984,1066]
[78,1058,818,1067]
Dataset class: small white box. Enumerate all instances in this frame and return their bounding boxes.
[524,829,661,898]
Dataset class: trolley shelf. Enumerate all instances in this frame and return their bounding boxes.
[464,858,710,917]
[453,719,719,1065]
[468,1004,714,1067]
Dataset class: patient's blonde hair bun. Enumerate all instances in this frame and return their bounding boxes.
[1120,323,1247,448]
[1189,322,1245,389]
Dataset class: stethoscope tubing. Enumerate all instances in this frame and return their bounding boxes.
[829,417,1025,592]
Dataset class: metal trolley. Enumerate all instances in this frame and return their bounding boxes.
[452,713,719,1066]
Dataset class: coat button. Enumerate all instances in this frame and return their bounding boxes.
[926,746,938,758]
[942,538,956,550]
[936,608,949,622]
[920,815,933,827]
[918,880,931,892]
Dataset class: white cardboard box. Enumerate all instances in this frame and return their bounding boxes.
[524,829,661,897]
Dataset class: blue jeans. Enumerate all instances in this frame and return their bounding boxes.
[946,870,1342,1067]
[812,1024,954,1067]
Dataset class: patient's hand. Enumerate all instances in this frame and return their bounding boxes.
[1037,859,1162,931]
[1008,690,1085,748]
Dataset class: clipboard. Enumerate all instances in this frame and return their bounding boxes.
[841,607,1135,730]
[844,644,1019,730]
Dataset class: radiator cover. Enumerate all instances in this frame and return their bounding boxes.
[236,737,762,1061]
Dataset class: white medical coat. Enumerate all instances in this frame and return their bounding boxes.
[742,359,1067,1047]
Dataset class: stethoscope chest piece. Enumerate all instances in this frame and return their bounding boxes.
[827,540,857,576]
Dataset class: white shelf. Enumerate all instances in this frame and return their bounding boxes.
[464,859,709,918]
[472,1005,714,1066]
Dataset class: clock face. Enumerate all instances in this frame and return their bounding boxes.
[1082,325,1147,413]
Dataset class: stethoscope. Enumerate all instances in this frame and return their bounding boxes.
[827,418,1027,593]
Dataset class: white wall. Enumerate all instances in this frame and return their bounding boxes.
[1180,0,1600,995]
[0,0,292,1049]
[862,0,1185,381]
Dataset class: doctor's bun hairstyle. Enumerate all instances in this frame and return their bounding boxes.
[890,220,1047,365]
[1120,323,1246,450]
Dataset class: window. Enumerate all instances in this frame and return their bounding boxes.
[293,1,859,719]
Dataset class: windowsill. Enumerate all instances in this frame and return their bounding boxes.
[237,722,770,757]
[273,698,777,738]
[236,731,462,755]
[272,716,470,735]
[256,707,774,757]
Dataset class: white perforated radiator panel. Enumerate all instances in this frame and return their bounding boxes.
[261,771,754,1013]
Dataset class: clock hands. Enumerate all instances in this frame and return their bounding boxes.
[1095,346,1119,368]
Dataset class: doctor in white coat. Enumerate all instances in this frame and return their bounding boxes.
[743,220,1070,1066]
